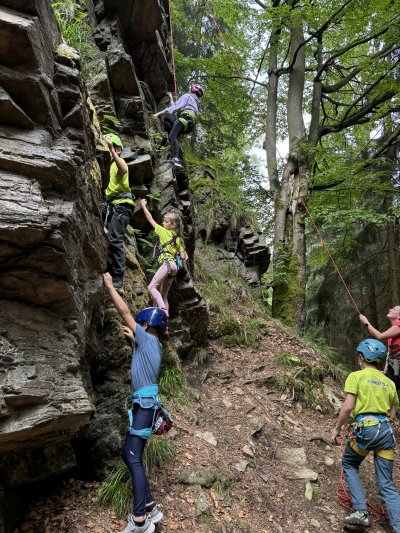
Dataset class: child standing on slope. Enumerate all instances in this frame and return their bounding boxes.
[103,272,167,533]
[140,198,187,317]
[153,84,204,169]
[331,338,400,531]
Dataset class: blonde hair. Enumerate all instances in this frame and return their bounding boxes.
[164,212,184,237]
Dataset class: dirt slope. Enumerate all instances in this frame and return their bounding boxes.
[15,248,399,533]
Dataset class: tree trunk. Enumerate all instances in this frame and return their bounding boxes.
[270,4,308,329]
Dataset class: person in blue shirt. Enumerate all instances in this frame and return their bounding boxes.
[103,272,167,533]
[153,84,204,169]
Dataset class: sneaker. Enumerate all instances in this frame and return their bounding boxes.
[168,157,183,169]
[112,278,123,290]
[343,510,372,527]
[147,505,163,524]
[119,515,155,533]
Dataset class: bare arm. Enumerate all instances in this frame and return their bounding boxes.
[359,314,400,341]
[153,92,174,118]
[390,403,398,420]
[331,393,356,444]
[139,198,157,229]
[106,138,127,175]
[103,273,136,332]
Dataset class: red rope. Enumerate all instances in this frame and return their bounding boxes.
[167,0,178,99]
[300,197,361,314]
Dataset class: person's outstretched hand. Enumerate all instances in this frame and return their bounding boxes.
[123,325,134,342]
[103,272,113,288]
[140,198,147,208]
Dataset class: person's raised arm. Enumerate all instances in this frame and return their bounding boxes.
[139,198,157,229]
[359,314,400,341]
[103,273,136,332]
[105,138,127,175]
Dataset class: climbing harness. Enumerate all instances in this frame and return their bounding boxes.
[177,110,197,133]
[103,192,134,232]
[153,234,185,275]
[126,385,174,439]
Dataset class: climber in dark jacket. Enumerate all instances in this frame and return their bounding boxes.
[153,84,204,169]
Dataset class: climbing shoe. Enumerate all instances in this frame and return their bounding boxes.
[112,278,123,290]
[343,510,372,527]
[168,157,183,169]
[147,505,163,524]
[119,515,155,533]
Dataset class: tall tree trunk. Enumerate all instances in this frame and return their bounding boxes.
[385,142,399,305]
[270,3,308,329]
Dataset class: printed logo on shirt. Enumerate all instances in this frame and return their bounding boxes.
[366,378,388,387]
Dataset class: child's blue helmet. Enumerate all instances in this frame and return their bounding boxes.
[135,307,168,332]
[356,339,387,361]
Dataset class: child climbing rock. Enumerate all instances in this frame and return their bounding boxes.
[101,134,134,290]
[140,198,187,316]
[103,272,166,533]
[153,84,204,169]
[331,338,400,531]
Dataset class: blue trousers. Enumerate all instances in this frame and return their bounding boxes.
[342,422,400,533]
[122,406,154,517]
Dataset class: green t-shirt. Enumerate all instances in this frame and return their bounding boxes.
[155,224,184,264]
[105,160,134,206]
[344,367,399,417]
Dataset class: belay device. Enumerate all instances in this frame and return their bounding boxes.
[153,404,174,435]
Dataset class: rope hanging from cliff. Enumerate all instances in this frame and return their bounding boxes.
[203,0,283,161]
[300,197,361,314]
[167,0,178,98]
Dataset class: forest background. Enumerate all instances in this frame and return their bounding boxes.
[170,0,400,364]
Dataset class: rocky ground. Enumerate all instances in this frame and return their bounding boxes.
[14,326,399,533]
[13,251,400,533]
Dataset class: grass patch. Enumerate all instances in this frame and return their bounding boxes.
[96,463,131,517]
[159,367,191,405]
[144,437,176,471]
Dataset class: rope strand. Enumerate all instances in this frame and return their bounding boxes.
[167,0,178,98]
[300,197,361,314]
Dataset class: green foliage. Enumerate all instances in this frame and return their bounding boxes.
[51,1,91,56]
[96,463,131,517]
[159,367,191,405]
[144,436,176,471]
[101,114,122,135]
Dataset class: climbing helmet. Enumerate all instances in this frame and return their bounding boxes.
[190,84,204,98]
[135,307,168,332]
[104,133,123,149]
[356,338,387,361]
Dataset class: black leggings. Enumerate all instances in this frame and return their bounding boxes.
[164,112,185,159]
[122,405,155,517]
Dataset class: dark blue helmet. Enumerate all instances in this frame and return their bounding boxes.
[135,307,168,332]
[357,339,387,361]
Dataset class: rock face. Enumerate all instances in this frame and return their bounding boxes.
[192,166,270,286]
[0,0,208,530]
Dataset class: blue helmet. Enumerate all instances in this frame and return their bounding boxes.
[356,339,387,361]
[135,307,168,332]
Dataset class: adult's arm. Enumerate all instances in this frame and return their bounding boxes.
[103,273,136,332]
[359,314,400,341]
